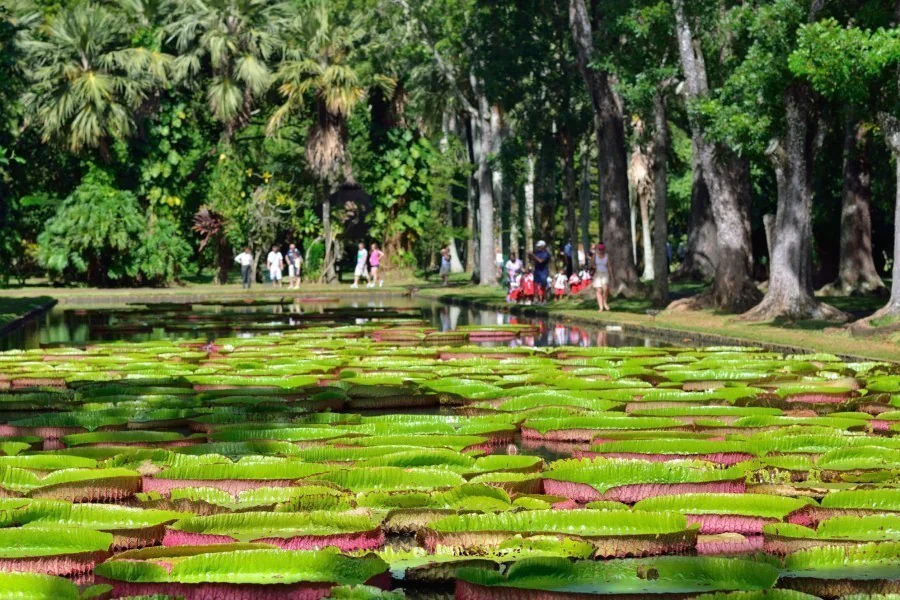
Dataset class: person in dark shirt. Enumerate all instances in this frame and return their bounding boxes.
[530,240,551,304]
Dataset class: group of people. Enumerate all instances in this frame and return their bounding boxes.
[233,244,305,289]
[504,241,613,311]
[351,242,386,288]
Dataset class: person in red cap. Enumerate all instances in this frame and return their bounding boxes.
[592,242,613,311]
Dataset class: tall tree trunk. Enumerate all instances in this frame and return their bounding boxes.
[820,119,885,296]
[320,183,336,284]
[580,146,592,258]
[475,84,497,286]
[651,89,670,305]
[562,128,579,272]
[537,142,556,239]
[629,143,654,280]
[671,0,760,312]
[629,183,639,267]
[524,154,536,256]
[743,85,843,321]
[678,135,718,280]
[465,116,477,274]
[568,0,642,297]
[491,105,505,262]
[441,110,465,274]
[510,170,520,261]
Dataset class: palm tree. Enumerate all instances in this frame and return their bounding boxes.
[267,1,384,282]
[18,2,171,156]
[165,0,297,140]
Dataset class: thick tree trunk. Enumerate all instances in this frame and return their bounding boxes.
[743,85,843,322]
[524,154,536,256]
[678,134,718,280]
[820,120,885,296]
[568,0,642,297]
[475,87,497,286]
[651,89,669,305]
[671,0,760,312]
[868,117,900,318]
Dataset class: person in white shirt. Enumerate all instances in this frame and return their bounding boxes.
[234,246,254,289]
[553,271,568,300]
[266,245,284,288]
[504,253,523,290]
[351,242,369,288]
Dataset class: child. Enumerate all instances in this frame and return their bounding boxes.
[553,270,568,300]
[521,269,536,305]
[577,268,591,294]
[507,270,522,303]
[569,271,582,294]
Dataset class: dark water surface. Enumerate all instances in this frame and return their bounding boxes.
[1,296,665,350]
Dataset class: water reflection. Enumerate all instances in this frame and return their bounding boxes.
[1,296,668,350]
[421,302,661,349]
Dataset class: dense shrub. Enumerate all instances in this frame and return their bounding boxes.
[38,168,190,286]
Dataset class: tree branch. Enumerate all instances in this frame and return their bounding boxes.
[389,0,478,117]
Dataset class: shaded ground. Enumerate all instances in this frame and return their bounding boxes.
[417,283,900,362]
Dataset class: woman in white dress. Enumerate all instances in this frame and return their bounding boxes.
[592,243,613,312]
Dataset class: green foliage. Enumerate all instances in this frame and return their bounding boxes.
[789,20,900,103]
[37,167,189,285]
[18,2,171,152]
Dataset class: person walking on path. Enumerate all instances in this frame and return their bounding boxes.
[367,243,385,288]
[530,241,551,304]
[286,244,303,290]
[439,247,452,286]
[266,245,284,288]
[593,242,613,312]
[352,242,369,288]
[235,246,253,289]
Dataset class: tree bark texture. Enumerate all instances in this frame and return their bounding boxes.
[569,0,642,297]
[628,146,655,280]
[320,183,336,283]
[870,116,900,318]
[678,134,718,280]
[671,0,760,312]
[524,154,536,257]
[651,89,670,305]
[763,213,776,275]
[475,86,497,286]
[491,105,505,261]
[820,120,885,296]
[743,85,843,322]
[629,144,654,280]
[441,110,465,273]
[465,115,477,273]
[509,171,520,260]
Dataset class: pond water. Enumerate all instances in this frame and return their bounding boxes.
[1,295,663,350]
